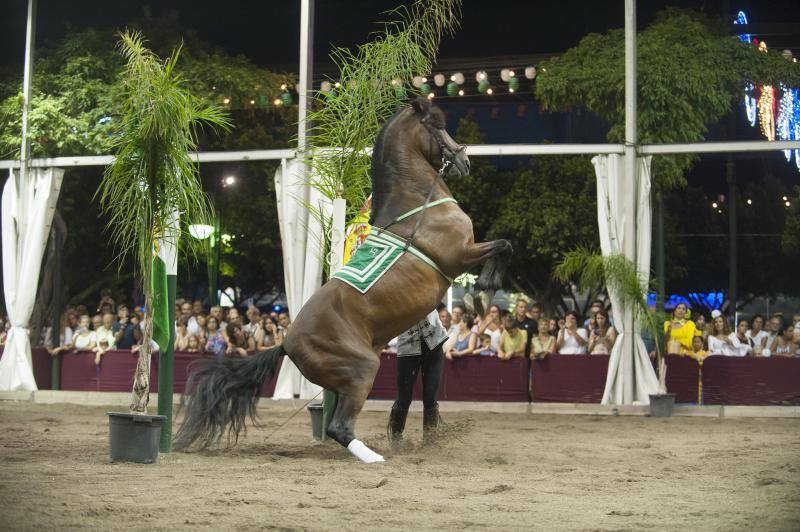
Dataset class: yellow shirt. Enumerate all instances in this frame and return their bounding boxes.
[664,319,696,352]
[500,330,527,356]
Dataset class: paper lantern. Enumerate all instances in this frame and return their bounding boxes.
[478,79,490,94]
[475,70,488,82]
[450,72,465,85]
[434,74,446,87]
[508,77,520,91]
[395,84,407,98]
[524,66,537,79]
[412,76,425,88]
[320,81,332,93]
[446,82,458,96]
[420,83,431,95]
[500,68,512,82]
[281,92,293,106]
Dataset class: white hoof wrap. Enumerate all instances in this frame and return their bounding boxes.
[347,439,385,463]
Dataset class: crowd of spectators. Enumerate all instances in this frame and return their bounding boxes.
[664,303,800,359]
[0,289,293,365]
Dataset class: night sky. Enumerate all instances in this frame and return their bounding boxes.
[3,0,800,70]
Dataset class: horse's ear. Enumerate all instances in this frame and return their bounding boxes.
[410,95,431,116]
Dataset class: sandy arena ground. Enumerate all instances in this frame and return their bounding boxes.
[0,402,798,531]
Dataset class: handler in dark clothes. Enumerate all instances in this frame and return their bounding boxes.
[388,309,448,444]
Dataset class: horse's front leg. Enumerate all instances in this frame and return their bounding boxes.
[459,239,513,291]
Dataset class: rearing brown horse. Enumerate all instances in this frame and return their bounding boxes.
[175,96,512,462]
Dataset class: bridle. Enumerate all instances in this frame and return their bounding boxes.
[377,114,466,253]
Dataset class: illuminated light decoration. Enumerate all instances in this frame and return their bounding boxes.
[273,98,282,106]
[334,82,341,88]
[508,76,520,92]
[744,83,757,126]
[426,92,435,99]
[433,74,446,87]
[712,202,718,209]
[524,66,536,79]
[783,196,788,201]
[450,72,465,84]
[508,88,515,93]
[486,87,494,95]
[475,70,487,82]
[457,89,465,96]
[223,97,230,105]
[420,83,431,95]
[746,199,753,205]
[446,81,458,96]
[776,85,794,161]
[786,201,792,207]
[281,92,293,106]
[759,85,776,141]
[280,84,287,91]
[734,11,751,43]
[249,99,255,105]
[477,79,490,94]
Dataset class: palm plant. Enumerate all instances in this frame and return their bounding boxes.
[303,0,461,273]
[554,246,668,392]
[96,31,230,413]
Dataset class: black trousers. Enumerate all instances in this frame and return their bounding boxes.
[396,341,444,410]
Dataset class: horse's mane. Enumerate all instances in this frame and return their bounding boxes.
[369,106,408,225]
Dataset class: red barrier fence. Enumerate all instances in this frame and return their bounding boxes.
[4,348,799,405]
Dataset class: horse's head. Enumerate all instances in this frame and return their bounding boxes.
[409,96,470,178]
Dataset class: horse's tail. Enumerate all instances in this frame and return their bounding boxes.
[174,345,283,451]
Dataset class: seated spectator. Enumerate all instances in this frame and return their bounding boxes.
[708,316,736,356]
[475,304,502,351]
[174,316,191,351]
[588,309,617,355]
[226,323,254,357]
[472,333,495,356]
[186,335,201,353]
[91,314,103,332]
[498,314,527,360]
[205,316,226,358]
[531,320,556,360]
[664,303,696,355]
[178,302,200,336]
[257,315,281,349]
[112,305,137,350]
[690,336,708,361]
[446,313,476,360]
[770,323,797,357]
[72,315,97,352]
[747,314,770,356]
[556,311,588,354]
[547,318,558,337]
[730,320,754,357]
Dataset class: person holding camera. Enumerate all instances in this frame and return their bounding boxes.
[588,309,617,355]
[556,311,588,355]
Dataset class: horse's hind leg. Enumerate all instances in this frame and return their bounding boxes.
[324,356,384,463]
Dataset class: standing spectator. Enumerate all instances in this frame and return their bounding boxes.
[531,320,556,359]
[693,313,709,342]
[72,315,97,352]
[664,303,696,355]
[547,318,558,337]
[446,313,476,360]
[174,316,191,351]
[178,302,200,336]
[708,316,735,356]
[95,313,116,348]
[192,299,204,317]
[112,305,138,350]
[243,305,262,337]
[556,311,588,355]
[730,320,754,357]
[226,323,255,357]
[588,309,617,355]
[513,299,537,358]
[209,306,227,332]
[770,323,797,357]
[765,314,783,355]
[747,314,770,356]
[96,288,116,315]
[451,304,465,330]
[277,311,291,336]
[476,304,502,351]
[438,307,453,334]
[227,307,242,326]
[498,314,527,360]
[91,314,103,332]
[205,316,226,358]
[583,300,604,329]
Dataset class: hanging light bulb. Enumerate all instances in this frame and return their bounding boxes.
[458,89,465,96]
[486,88,494,95]
[223,98,230,105]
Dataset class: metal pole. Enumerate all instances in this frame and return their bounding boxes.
[656,191,665,313]
[727,155,737,312]
[622,0,638,404]
[297,0,314,154]
[18,0,37,243]
[50,206,63,390]
[323,198,346,440]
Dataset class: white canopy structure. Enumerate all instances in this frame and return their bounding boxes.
[593,155,659,404]
[271,159,326,399]
[0,168,63,391]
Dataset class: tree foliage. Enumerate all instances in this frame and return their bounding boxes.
[535,8,800,189]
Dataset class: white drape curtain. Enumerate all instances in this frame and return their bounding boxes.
[272,158,327,399]
[592,155,659,405]
[1,168,64,391]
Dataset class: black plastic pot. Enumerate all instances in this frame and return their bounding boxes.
[107,412,166,463]
[307,404,324,441]
[648,393,676,418]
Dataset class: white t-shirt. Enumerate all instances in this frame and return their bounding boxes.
[708,335,736,356]
[73,331,96,351]
[746,329,769,351]
[727,333,752,357]
[558,328,589,354]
